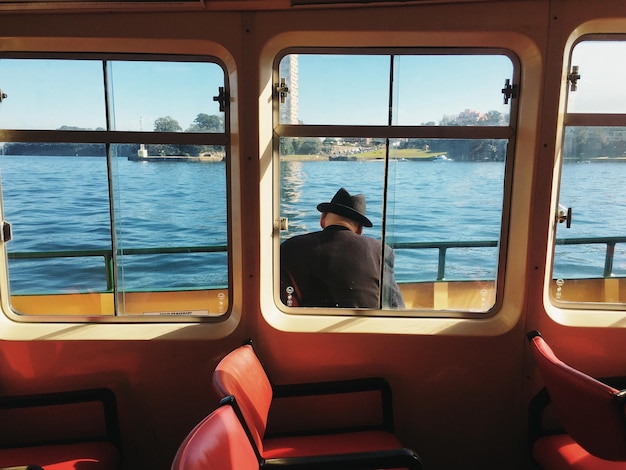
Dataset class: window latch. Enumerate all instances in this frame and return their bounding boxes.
[557,204,572,228]
[567,66,581,92]
[213,86,228,112]
[1,221,11,242]
[276,78,289,104]
[501,79,518,104]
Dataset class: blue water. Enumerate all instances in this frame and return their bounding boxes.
[1,155,625,293]
[280,159,505,282]
[282,159,626,282]
[1,155,228,293]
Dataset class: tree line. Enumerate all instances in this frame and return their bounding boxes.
[281,111,626,162]
[281,109,510,162]
[6,110,623,161]
[2,114,225,157]
[564,127,626,160]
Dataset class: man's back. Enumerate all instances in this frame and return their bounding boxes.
[281,225,401,308]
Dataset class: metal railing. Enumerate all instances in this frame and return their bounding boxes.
[390,236,626,280]
[8,245,227,292]
[554,236,626,278]
[6,236,626,291]
[390,240,499,281]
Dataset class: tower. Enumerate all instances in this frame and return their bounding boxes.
[279,54,299,124]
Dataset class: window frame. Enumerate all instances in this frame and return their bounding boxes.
[0,52,234,323]
[548,33,626,312]
[272,46,521,319]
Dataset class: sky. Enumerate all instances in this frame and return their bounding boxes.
[0,41,618,131]
[0,59,224,131]
[567,41,626,114]
[294,53,514,126]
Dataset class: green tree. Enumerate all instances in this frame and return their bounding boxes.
[469,140,498,161]
[150,116,182,155]
[154,116,182,133]
[293,138,322,155]
[280,138,295,156]
[481,110,504,126]
[187,113,223,132]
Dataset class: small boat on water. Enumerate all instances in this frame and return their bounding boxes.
[433,154,453,162]
[328,155,357,161]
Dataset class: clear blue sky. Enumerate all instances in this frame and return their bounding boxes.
[0,59,224,131]
[3,45,617,131]
[294,54,514,125]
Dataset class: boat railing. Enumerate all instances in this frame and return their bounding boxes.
[389,240,498,281]
[6,236,626,292]
[554,236,626,278]
[8,245,227,292]
[390,236,626,281]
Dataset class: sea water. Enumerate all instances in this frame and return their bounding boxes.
[1,155,625,293]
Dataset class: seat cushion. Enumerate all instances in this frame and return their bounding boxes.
[0,441,120,470]
[172,404,260,470]
[533,434,626,470]
[263,430,402,459]
[529,334,626,461]
[213,344,273,454]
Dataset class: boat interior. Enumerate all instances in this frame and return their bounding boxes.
[0,0,625,469]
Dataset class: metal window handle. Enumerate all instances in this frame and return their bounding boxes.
[568,65,581,92]
[276,78,289,104]
[557,205,572,228]
[501,79,518,104]
[1,221,11,242]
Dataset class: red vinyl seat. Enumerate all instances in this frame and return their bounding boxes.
[172,397,260,470]
[0,442,119,470]
[172,395,423,470]
[0,388,121,470]
[527,331,626,470]
[212,341,411,461]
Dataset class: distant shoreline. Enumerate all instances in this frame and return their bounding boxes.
[4,153,626,162]
[128,154,224,162]
[281,155,626,162]
[283,155,436,162]
[563,157,626,163]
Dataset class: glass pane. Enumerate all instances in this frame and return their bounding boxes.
[280,144,386,237]
[568,41,626,114]
[279,54,391,126]
[0,59,106,130]
[385,139,505,312]
[107,60,225,132]
[279,137,505,312]
[279,143,398,308]
[111,145,228,316]
[552,126,626,305]
[1,149,114,315]
[393,55,513,126]
[0,56,231,318]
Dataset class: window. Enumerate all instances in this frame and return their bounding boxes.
[550,37,626,308]
[0,56,230,319]
[275,50,518,315]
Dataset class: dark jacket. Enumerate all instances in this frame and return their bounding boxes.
[280,225,404,308]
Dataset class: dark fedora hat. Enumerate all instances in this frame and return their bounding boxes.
[317,188,373,227]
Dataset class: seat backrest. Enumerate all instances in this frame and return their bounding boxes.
[171,399,259,470]
[528,331,626,461]
[212,343,273,454]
